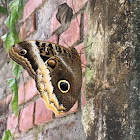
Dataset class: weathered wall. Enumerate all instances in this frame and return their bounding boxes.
[82,0,140,140]
[0,0,87,139]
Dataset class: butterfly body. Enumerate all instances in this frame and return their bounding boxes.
[9,40,82,114]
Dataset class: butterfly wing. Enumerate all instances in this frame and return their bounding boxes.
[35,51,82,114]
[9,40,82,114]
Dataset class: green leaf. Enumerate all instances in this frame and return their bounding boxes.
[4,15,11,29]
[4,31,20,52]
[13,31,20,44]
[2,0,24,118]
[0,6,7,14]
[9,0,23,19]
[5,0,23,31]
[5,14,17,31]
[4,32,15,52]
[7,78,18,116]
[12,61,23,79]
[1,34,7,42]
[2,130,13,140]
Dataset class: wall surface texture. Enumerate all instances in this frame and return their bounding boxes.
[0,0,87,139]
[82,0,140,140]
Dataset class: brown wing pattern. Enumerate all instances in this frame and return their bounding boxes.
[9,40,82,114]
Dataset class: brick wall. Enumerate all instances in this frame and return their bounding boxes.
[0,0,87,139]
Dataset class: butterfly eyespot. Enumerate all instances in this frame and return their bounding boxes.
[20,49,27,55]
[57,80,70,93]
[47,59,56,68]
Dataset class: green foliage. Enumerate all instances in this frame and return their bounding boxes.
[1,0,23,117]
[7,78,18,116]
[12,61,23,79]
[2,32,17,52]
[2,130,13,140]
[1,1,24,138]
[2,0,23,52]
[0,6,7,14]
[5,0,23,32]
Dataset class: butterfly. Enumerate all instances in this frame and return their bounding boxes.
[9,40,82,114]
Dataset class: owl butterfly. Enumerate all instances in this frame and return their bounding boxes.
[9,40,82,114]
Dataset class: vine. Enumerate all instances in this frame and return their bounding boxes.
[1,0,23,139]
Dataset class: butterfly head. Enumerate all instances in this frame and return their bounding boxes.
[9,42,27,56]
[9,41,43,78]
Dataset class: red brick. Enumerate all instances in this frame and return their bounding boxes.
[34,98,53,125]
[18,79,38,105]
[7,114,18,134]
[18,84,25,105]
[23,0,44,21]
[20,13,36,41]
[67,0,87,13]
[75,43,86,72]
[50,0,87,34]
[84,11,87,36]
[81,93,86,109]
[25,78,38,102]
[59,15,81,47]
[47,34,58,44]
[19,102,34,131]
[50,1,87,35]
[19,21,27,41]
[50,10,61,34]
[23,70,29,79]
[5,94,12,105]
[26,12,36,36]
